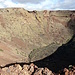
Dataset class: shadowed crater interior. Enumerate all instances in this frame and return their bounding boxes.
[33,34,75,73]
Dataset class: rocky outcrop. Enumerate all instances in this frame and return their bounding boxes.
[0,63,75,75]
[0,8,75,66]
[0,63,54,75]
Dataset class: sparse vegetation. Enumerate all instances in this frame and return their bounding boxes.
[15,49,26,57]
[0,49,3,52]
[29,48,39,60]
[33,48,36,51]
[15,49,19,54]
[20,51,26,57]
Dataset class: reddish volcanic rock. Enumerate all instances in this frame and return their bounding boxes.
[0,63,75,75]
[0,63,54,75]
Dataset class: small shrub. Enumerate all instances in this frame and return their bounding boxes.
[33,49,36,51]
[0,49,3,52]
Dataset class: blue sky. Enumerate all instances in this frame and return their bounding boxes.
[0,0,75,10]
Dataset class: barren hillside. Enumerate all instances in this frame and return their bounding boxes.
[0,8,74,66]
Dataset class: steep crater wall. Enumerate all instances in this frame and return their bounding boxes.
[0,8,75,66]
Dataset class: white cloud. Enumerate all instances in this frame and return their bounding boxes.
[0,0,75,10]
[12,0,45,4]
[54,0,75,10]
[0,4,4,8]
[0,0,5,2]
